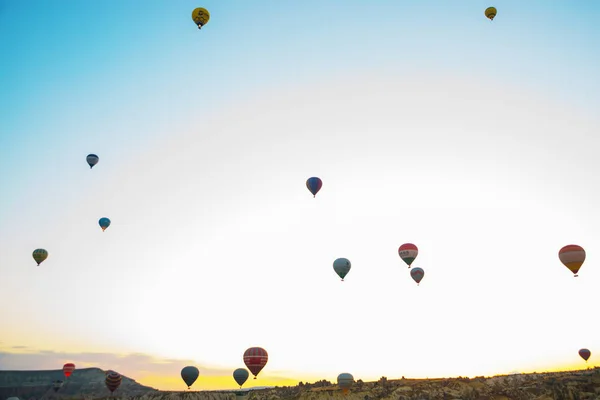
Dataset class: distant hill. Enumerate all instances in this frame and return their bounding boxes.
[2,367,600,400]
[0,367,157,399]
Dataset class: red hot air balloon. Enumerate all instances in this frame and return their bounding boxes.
[579,348,591,362]
[243,347,268,379]
[63,363,75,378]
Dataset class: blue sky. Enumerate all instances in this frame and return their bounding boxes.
[1,0,600,391]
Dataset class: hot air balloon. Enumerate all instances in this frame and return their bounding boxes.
[306,177,323,198]
[579,348,591,362]
[63,363,75,378]
[181,366,199,389]
[87,154,99,169]
[233,368,249,388]
[485,7,497,21]
[410,267,425,285]
[192,8,210,29]
[398,243,418,268]
[333,258,351,281]
[105,371,122,393]
[99,217,111,232]
[559,245,586,277]
[52,380,63,393]
[243,347,268,379]
[337,373,354,394]
[32,249,48,266]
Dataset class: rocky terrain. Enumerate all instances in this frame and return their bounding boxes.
[0,368,157,399]
[2,368,600,400]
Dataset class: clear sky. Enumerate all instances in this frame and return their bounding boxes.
[1,0,600,392]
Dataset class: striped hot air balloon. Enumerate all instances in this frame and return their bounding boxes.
[558,245,586,277]
[243,347,268,379]
[337,373,354,394]
[62,363,75,378]
[410,267,425,286]
[105,371,122,393]
[86,154,99,169]
[398,243,418,268]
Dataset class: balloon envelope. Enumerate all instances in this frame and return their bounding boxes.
[579,348,591,361]
[333,258,351,281]
[32,249,48,266]
[87,154,99,169]
[181,366,199,389]
[233,368,249,387]
[398,243,418,267]
[337,373,354,393]
[306,177,323,197]
[99,217,111,231]
[243,347,268,378]
[63,363,75,378]
[410,267,425,285]
[559,245,586,276]
[192,8,210,28]
[485,6,497,20]
[105,371,122,393]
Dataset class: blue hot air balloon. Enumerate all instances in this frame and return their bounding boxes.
[306,177,323,198]
[99,217,111,232]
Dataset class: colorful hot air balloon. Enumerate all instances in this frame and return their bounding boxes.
[62,363,75,378]
[99,217,111,232]
[579,348,591,362]
[337,373,354,394]
[105,371,122,393]
[243,347,268,379]
[558,245,586,277]
[192,7,210,29]
[410,267,425,285]
[333,258,351,281]
[233,368,249,388]
[398,243,418,268]
[181,366,199,389]
[32,249,48,266]
[485,7,497,21]
[87,154,99,169]
[306,177,323,198]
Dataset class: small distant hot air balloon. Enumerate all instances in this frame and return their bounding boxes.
[181,366,199,389]
[192,8,210,29]
[105,371,122,393]
[243,347,268,379]
[99,217,111,232]
[32,249,48,266]
[558,245,586,277]
[233,368,249,388]
[87,154,99,169]
[398,243,418,268]
[579,348,591,362]
[306,177,323,198]
[485,7,497,21]
[52,381,63,393]
[410,267,425,286]
[333,258,351,281]
[337,373,354,394]
[62,363,75,378]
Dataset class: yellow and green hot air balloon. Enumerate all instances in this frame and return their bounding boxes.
[32,249,48,266]
[192,8,210,29]
[485,7,497,21]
